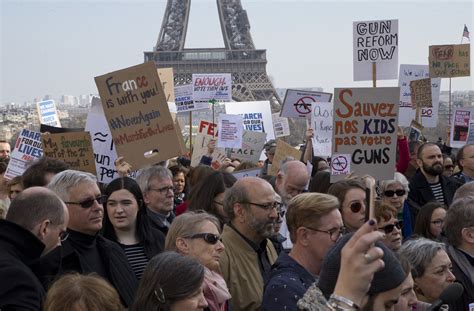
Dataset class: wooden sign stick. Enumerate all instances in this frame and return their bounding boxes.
[372,62,377,87]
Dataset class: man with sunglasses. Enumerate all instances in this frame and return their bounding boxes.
[44,170,138,307]
[0,187,68,310]
[220,177,279,311]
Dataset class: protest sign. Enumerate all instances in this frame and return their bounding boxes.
[450,108,474,148]
[268,139,301,176]
[190,120,226,167]
[217,114,243,149]
[37,100,61,127]
[232,168,261,180]
[192,73,232,102]
[311,102,333,157]
[272,113,290,137]
[398,64,441,127]
[226,130,267,163]
[225,101,275,140]
[353,19,399,81]
[429,44,470,78]
[174,84,209,112]
[408,120,423,142]
[410,78,432,108]
[281,90,333,119]
[157,68,175,102]
[4,129,43,180]
[94,61,181,170]
[40,124,83,133]
[331,87,399,182]
[467,120,474,145]
[41,132,96,175]
[85,97,138,183]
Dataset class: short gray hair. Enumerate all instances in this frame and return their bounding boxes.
[452,181,474,202]
[398,238,446,278]
[47,170,97,202]
[380,172,409,194]
[445,196,474,247]
[135,165,172,193]
[223,181,251,221]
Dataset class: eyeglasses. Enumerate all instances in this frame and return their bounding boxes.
[59,231,69,242]
[185,233,222,245]
[379,221,403,234]
[305,226,346,242]
[384,190,406,197]
[242,201,283,211]
[149,186,174,195]
[65,195,107,209]
[349,202,364,213]
[431,219,444,226]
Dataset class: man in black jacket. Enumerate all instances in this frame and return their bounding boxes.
[407,142,459,222]
[43,170,138,307]
[0,187,68,310]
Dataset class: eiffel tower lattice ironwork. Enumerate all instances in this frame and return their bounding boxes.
[144,0,281,111]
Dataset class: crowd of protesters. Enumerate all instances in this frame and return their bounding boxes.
[0,129,473,311]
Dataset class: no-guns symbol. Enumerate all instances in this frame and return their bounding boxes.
[294,97,314,115]
[331,156,348,172]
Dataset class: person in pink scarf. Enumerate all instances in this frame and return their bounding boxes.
[165,211,231,311]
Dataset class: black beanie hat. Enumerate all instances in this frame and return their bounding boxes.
[317,233,406,299]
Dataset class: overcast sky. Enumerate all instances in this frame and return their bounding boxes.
[1,0,472,104]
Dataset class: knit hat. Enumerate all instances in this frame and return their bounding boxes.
[264,139,277,153]
[317,233,406,299]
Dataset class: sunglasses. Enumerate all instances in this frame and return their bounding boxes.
[379,221,403,234]
[384,190,406,197]
[349,202,364,213]
[186,233,222,245]
[65,195,107,209]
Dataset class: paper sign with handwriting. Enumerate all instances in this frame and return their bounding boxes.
[95,61,181,169]
[4,129,43,180]
[410,78,432,108]
[311,102,333,157]
[429,44,470,78]
[281,89,333,119]
[190,120,226,167]
[192,73,232,102]
[226,130,267,163]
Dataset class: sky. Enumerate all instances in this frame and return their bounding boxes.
[1,0,473,104]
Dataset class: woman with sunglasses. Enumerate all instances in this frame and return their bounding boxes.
[442,154,455,177]
[374,202,403,251]
[103,177,165,280]
[165,211,230,311]
[328,179,367,232]
[413,202,446,241]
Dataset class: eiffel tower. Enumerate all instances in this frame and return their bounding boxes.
[144,0,281,111]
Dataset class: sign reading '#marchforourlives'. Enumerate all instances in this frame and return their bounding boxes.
[429,44,470,78]
[331,87,399,182]
[353,19,399,81]
[94,61,181,170]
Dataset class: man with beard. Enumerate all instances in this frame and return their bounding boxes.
[220,177,279,311]
[407,143,458,222]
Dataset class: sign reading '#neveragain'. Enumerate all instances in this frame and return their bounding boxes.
[4,129,43,180]
[192,73,232,102]
[95,61,181,169]
[429,44,470,78]
[281,90,333,119]
[353,19,399,81]
[331,87,399,182]
[37,100,61,127]
[398,65,441,128]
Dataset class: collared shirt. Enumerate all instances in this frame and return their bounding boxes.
[147,208,173,229]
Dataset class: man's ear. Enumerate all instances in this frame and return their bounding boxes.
[296,227,310,247]
[461,227,474,244]
[176,237,190,255]
[143,192,151,205]
[36,219,50,240]
[234,202,246,223]
[416,158,423,168]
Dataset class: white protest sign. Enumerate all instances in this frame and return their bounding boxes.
[4,129,43,180]
[37,100,61,127]
[225,101,275,140]
[450,107,474,148]
[226,130,267,163]
[398,64,441,128]
[353,19,399,81]
[190,120,226,168]
[192,73,232,102]
[281,89,333,119]
[232,168,261,180]
[331,154,351,176]
[175,84,210,112]
[272,113,290,137]
[311,102,333,157]
[217,114,243,149]
[85,97,138,183]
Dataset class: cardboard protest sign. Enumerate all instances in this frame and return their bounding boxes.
[281,90,333,119]
[410,78,432,108]
[4,129,43,180]
[190,120,226,168]
[311,102,333,157]
[225,130,267,163]
[192,73,232,102]
[224,101,275,140]
[268,139,301,176]
[217,114,243,149]
[157,68,175,102]
[429,44,470,78]
[174,84,209,112]
[398,65,441,127]
[331,87,399,182]
[353,19,399,81]
[94,61,181,170]
[272,113,290,137]
[232,168,261,180]
[450,108,474,148]
[41,132,96,175]
[37,100,61,127]
[85,97,138,183]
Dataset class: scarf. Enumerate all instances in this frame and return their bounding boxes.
[203,267,231,311]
